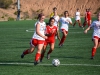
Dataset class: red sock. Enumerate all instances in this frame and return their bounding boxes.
[47,50,52,54]
[92,47,96,57]
[23,49,29,55]
[83,22,86,27]
[59,35,66,45]
[88,21,90,27]
[35,53,41,61]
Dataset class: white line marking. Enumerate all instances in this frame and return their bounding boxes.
[0,63,100,67]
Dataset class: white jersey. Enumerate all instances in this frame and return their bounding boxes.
[75,11,80,20]
[90,20,100,38]
[53,15,59,27]
[60,17,72,31]
[32,21,46,40]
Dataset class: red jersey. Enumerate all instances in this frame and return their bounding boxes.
[45,25,57,44]
[87,11,91,20]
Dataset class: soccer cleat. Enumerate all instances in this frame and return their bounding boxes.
[34,60,40,66]
[91,56,94,59]
[40,59,42,62]
[21,54,24,58]
[34,61,39,66]
[59,44,63,48]
[47,54,50,59]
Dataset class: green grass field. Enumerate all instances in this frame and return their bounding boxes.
[0,18,100,75]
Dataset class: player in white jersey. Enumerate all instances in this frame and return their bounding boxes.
[21,13,47,65]
[53,9,61,41]
[84,12,100,59]
[59,11,72,47]
[73,9,83,28]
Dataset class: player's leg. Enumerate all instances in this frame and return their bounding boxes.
[21,39,36,58]
[97,42,100,48]
[91,37,98,59]
[59,29,68,47]
[34,43,44,65]
[21,46,35,58]
[40,44,47,62]
[73,20,77,27]
[97,38,100,48]
[88,20,91,27]
[83,20,87,27]
[77,20,83,27]
[47,43,55,59]
[57,29,61,41]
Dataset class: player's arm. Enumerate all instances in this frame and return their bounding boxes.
[84,26,91,34]
[36,23,47,39]
[66,19,72,25]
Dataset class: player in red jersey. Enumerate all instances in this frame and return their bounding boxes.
[83,8,92,27]
[84,12,100,59]
[40,17,57,61]
[21,13,47,65]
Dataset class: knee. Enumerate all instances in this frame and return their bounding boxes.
[50,47,54,51]
[28,49,34,53]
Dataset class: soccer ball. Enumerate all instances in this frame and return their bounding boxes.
[52,59,60,67]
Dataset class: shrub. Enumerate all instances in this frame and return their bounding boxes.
[8,17,14,21]
[23,11,29,20]
[14,11,17,15]
[1,16,4,18]
[0,0,13,9]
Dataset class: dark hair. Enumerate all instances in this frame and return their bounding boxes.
[49,17,55,23]
[77,8,79,10]
[37,13,44,19]
[64,11,69,16]
[53,7,57,10]
[46,17,55,25]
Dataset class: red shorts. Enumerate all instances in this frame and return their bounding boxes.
[61,29,68,34]
[93,36,100,42]
[30,39,45,46]
[44,39,55,45]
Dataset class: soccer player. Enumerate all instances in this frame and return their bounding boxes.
[84,12,100,59]
[59,11,72,47]
[50,7,57,18]
[53,8,61,41]
[21,13,47,65]
[83,8,92,27]
[73,9,83,27]
[40,17,57,61]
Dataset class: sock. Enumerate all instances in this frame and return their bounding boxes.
[47,50,52,54]
[59,35,66,46]
[88,21,90,27]
[92,47,96,57]
[23,49,29,55]
[35,53,41,61]
[83,22,86,27]
[73,22,76,26]
[40,53,45,61]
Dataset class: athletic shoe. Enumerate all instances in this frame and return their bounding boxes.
[21,54,24,58]
[59,44,63,48]
[34,60,40,66]
[47,54,50,59]
[91,56,94,59]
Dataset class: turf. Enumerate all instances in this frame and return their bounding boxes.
[0,18,100,75]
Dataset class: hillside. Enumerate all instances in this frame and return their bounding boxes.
[0,0,100,21]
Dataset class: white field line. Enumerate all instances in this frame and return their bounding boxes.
[0,62,100,67]
[26,29,84,33]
